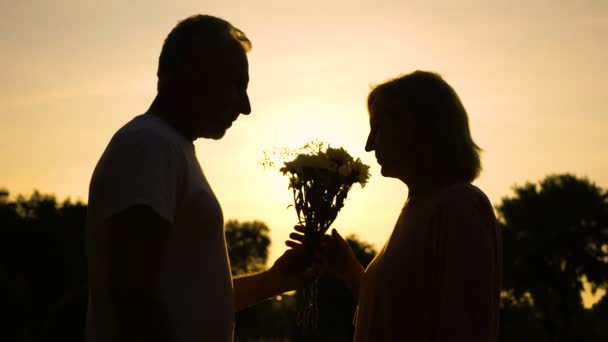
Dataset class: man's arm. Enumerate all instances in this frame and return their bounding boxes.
[106,205,173,341]
[233,270,284,312]
[233,248,314,311]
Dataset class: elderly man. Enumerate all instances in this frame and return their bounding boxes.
[86,15,308,342]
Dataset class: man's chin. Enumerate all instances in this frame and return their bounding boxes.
[200,127,228,140]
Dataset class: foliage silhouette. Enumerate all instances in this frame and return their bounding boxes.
[0,190,87,342]
[4,174,607,341]
[225,219,271,275]
[497,174,608,341]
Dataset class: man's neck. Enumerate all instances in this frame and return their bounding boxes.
[147,94,196,141]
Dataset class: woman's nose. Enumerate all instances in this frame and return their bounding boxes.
[365,133,375,152]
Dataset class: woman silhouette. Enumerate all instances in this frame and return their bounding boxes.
[290,71,501,341]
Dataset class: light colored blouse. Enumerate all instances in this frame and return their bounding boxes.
[354,183,501,341]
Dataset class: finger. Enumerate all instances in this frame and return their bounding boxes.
[289,232,305,242]
[288,244,306,255]
[282,248,299,257]
[285,240,301,249]
[294,225,306,233]
[331,228,346,243]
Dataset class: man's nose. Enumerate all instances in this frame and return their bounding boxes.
[240,93,251,115]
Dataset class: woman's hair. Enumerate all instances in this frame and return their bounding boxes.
[367,70,482,183]
[157,14,251,93]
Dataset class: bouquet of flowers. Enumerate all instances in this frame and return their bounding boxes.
[262,140,370,330]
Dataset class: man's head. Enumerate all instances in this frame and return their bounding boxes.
[157,15,252,139]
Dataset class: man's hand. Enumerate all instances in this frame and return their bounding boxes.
[287,226,364,298]
[267,242,317,292]
[233,226,320,311]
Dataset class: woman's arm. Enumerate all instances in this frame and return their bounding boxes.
[325,229,365,298]
[435,188,500,341]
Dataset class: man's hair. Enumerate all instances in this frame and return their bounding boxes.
[157,15,251,93]
[367,71,482,183]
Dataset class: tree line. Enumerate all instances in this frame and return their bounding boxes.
[0,173,606,341]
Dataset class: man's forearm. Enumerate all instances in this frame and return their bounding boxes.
[233,270,286,311]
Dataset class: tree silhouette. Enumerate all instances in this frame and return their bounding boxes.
[0,190,88,342]
[224,219,295,339]
[12,180,606,341]
[345,234,377,268]
[225,219,272,275]
[497,174,608,341]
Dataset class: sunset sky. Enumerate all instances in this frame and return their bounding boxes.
[1,0,607,304]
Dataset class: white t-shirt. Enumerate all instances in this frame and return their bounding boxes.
[86,113,234,342]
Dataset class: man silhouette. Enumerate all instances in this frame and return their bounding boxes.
[86,15,308,341]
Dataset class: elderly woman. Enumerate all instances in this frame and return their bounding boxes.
[290,71,501,341]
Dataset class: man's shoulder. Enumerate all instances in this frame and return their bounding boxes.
[88,114,192,222]
[109,114,189,152]
[114,114,168,142]
[93,114,192,177]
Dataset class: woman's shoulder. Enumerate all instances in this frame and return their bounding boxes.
[435,183,490,203]
[432,183,495,219]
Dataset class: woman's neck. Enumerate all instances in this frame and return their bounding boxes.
[406,175,462,199]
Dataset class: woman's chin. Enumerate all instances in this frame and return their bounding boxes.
[379,165,393,177]
[380,165,405,181]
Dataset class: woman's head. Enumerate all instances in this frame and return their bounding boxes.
[365,71,481,188]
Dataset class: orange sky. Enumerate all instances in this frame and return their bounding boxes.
[1,0,607,306]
